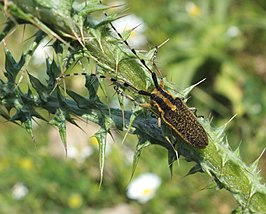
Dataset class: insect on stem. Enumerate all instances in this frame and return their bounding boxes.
[102,3,209,149]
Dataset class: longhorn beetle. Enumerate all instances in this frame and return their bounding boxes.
[56,69,208,149]
[103,10,209,149]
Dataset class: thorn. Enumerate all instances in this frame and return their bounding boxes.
[108,130,115,143]
[193,78,207,88]
[233,143,242,158]
[157,38,170,49]
[130,23,143,32]
[227,114,237,124]
[251,147,266,170]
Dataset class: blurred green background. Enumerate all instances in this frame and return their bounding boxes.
[1,0,266,213]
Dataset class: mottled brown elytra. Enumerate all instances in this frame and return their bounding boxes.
[137,73,208,148]
[105,13,209,148]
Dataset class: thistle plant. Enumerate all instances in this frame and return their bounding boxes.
[0,0,266,212]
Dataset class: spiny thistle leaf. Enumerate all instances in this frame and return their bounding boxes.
[4,46,22,83]
[49,108,67,156]
[94,128,107,188]
[131,139,151,180]
[23,117,35,143]
[121,105,141,143]
[28,73,50,102]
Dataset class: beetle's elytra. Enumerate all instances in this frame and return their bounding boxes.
[138,73,208,148]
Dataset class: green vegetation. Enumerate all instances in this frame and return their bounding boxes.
[1,0,266,213]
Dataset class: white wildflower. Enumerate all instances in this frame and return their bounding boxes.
[12,183,29,200]
[226,26,240,38]
[127,173,161,203]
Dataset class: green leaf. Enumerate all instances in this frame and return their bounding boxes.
[131,139,150,180]
[4,46,21,83]
[23,117,35,143]
[49,108,67,156]
[94,128,108,188]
